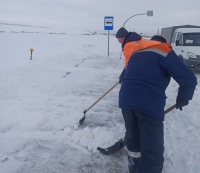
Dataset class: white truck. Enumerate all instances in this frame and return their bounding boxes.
[161,25,200,68]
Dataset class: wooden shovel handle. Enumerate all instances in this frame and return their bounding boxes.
[85,82,119,113]
[164,104,176,114]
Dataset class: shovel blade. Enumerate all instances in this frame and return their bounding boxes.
[79,110,86,125]
[97,139,125,155]
[79,115,85,125]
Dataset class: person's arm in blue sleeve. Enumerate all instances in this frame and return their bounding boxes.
[119,68,126,84]
[164,50,197,110]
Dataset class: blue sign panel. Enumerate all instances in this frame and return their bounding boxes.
[104,16,114,30]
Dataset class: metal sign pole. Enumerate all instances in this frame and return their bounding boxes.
[104,16,114,57]
[108,30,109,57]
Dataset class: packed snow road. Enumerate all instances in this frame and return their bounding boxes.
[0,30,200,173]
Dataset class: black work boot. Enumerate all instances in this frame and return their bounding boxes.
[128,154,140,173]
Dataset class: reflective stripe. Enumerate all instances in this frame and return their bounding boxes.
[128,150,141,158]
[135,48,168,57]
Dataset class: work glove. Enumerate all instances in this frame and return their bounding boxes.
[176,96,189,111]
[119,68,126,84]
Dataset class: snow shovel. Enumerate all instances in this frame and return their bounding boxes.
[79,81,119,125]
[97,104,177,155]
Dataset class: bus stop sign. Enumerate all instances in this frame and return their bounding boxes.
[104,16,114,30]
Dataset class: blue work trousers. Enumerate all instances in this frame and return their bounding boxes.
[122,108,164,173]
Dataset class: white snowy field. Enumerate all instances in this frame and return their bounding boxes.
[0,26,200,173]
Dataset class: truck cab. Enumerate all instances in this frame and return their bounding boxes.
[170,28,200,68]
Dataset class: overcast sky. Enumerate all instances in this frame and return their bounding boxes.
[0,0,200,33]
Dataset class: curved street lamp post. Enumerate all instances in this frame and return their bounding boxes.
[119,10,153,59]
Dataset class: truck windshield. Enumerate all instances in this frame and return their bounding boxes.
[183,33,200,46]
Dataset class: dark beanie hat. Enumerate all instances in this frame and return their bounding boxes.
[150,35,167,43]
[116,27,128,38]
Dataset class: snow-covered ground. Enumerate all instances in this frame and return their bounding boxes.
[0,25,200,173]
